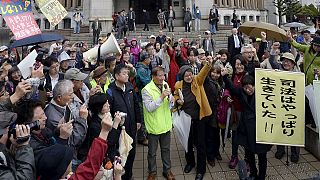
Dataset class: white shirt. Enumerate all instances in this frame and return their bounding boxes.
[234,35,240,48]
[50,74,59,90]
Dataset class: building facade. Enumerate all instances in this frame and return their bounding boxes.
[29,0,279,32]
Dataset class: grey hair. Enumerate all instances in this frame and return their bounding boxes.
[53,80,74,98]
[241,44,253,54]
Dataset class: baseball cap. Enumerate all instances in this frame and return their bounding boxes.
[0,46,8,52]
[198,48,205,54]
[58,51,72,63]
[64,68,88,81]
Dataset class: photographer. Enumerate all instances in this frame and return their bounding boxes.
[0,81,35,179]
[15,100,74,180]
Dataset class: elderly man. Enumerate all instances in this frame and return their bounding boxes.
[143,66,175,180]
[228,28,244,60]
[45,79,88,169]
[241,44,260,76]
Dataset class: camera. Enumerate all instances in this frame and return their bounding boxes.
[119,112,127,118]
[25,78,40,99]
[9,120,41,138]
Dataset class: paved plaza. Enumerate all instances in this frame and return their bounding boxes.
[134,132,320,180]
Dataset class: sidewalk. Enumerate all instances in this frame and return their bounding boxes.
[134,131,320,180]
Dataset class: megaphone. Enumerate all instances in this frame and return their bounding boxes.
[83,33,121,60]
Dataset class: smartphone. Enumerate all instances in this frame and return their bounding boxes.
[64,106,71,123]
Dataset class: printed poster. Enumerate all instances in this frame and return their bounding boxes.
[35,0,67,27]
[255,69,305,147]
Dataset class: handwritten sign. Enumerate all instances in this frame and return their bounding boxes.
[4,11,41,40]
[0,0,31,17]
[255,69,305,147]
[35,0,67,27]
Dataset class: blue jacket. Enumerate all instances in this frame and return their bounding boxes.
[135,62,151,91]
[194,9,201,19]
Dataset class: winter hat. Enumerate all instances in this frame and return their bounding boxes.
[178,65,192,80]
[36,144,73,180]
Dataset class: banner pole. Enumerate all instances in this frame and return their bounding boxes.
[286,146,289,166]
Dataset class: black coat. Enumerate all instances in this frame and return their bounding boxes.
[106,82,141,140]
[223,76,272,154]
[227,35,244,58]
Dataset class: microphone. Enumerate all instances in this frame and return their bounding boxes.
[163,84,170,99]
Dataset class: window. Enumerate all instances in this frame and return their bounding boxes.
[64,0,67,8]
[249,16,254,21]
[241,16,246,23]
[36,19,41,28]
[224,16,231,25]
[234,0,237,6]
[44,19,50,29]
[77,0,81,7]
[70,0,73,8]
[256,16,260,22]
[63,18,71,29]
[214,0,218,4]
[226,0,229,5]
[55,24,58,30]
[221,0,224,5]
[242,0,245,8]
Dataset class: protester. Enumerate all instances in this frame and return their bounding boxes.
[174,57,213,180]
[183,7,192,32]
[128,7,136,31]
[209,5,219,34]
[203,65,224,167]
[166,6,176,32]
[202,30,215,56]
[106,64,141,180]
[142,66,175,180]
[221,70,272,180]
[194,6,201,32]
[92,18,102,45]
[73,11,83,34]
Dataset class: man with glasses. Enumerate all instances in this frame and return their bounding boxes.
[145,43,162,71]
[241,44,260,76]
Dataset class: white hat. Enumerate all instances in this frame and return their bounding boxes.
[58,51,71,63]
[205,30,211,34]
[149,35,156,39]
[0,46,8,52]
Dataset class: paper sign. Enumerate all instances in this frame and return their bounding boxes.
[313,81,320,136]
[0,0,32,17]
[17,49,38,79]
[4,11,41,40]
[255,69,305,147]
[35,0,67,27]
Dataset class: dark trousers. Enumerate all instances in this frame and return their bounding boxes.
[128,19,134,31]
[231,130,239,156]
[205,125,220,161]
[184,22,190,32]
[93,30,100,45]
[185,119,206,174]
[230,48,241,62]
[246,149,267,180]
[276,145,300,156]
[144,22,149,31]
[148,131,171,174]
[122,137,136,180]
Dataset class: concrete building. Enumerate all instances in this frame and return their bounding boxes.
[29,0,284,33]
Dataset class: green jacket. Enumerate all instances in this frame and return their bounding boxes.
[142,81,172,135]
[290,40,320,85]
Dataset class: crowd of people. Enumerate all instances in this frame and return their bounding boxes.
[1,4,320,180]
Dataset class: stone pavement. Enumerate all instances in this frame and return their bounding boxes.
[133,132,320,180]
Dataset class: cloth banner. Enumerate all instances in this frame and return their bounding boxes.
[35,0,67,27]
[313,81,320,140]
[0,0,32,17]
[255,69,305,147]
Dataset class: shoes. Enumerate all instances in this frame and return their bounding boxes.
[184,164,194,173]
[147,173,156,180]
[291,154,299,163]
[216,154,222,161]
[275,150,285,159]
[195,173,204,180]
[138,139,148,146]
[208,159,215,167]
[163,171,175,180]
[228,155,239,169]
